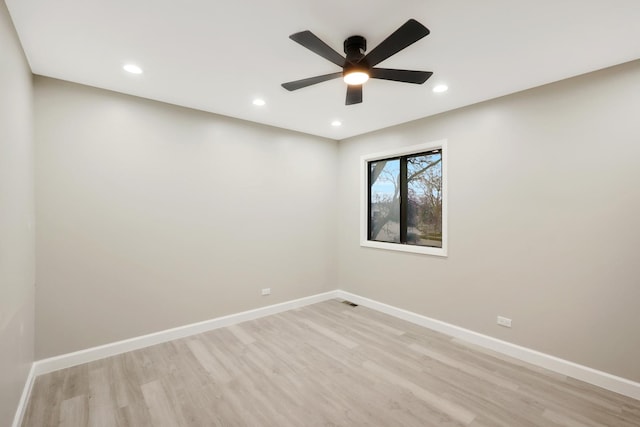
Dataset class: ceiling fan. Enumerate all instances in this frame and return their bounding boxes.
[281,19,433,105]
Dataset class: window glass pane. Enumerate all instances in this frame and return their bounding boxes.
[369,159,400,243]
[406,151,442,247]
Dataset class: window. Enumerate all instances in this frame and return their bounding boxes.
[361,140,447,256]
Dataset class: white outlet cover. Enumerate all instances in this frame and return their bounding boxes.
[261,288,271,296]
[497,316,512,328]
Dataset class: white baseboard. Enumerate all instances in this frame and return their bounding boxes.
[335,290,640,401]
[34,290,339,376]
[12,362,36,427]
[30,288,640,402]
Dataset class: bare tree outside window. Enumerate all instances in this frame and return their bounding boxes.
[406,152,442,247]
[368,150,442,248]
[369,159,400,243]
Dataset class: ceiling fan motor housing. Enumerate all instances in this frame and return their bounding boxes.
[344,35,367,63]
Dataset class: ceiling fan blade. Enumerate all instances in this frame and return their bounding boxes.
[370,68,433,84]
[346,85,363,105]
[281,72,342,91]
[363,19,430,67]
[289,31,346,67]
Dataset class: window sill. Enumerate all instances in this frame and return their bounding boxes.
[360,240,447,257]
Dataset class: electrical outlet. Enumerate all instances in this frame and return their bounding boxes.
[261,288,271,296]
[497,316,512,328]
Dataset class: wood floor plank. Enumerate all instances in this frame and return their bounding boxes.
[87,367,119,427]
[542,408,608,427]
[140,380,183,427]
[59,395,88,427]
[22,300,640,426]
[363,359,477,425]
[22,369,66,427]
[408,342,520,391]
[227,324,256,346]
[299,317,359,349]
[185,339,232,384]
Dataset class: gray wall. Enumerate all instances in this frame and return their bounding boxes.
[0,1,35,425]
[337,60,640,382]
[35,77,338,358]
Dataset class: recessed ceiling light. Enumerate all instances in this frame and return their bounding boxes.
[433,84,448,93]
[123,64,143,74]
[331,120,342,127]
[252,98,266,106]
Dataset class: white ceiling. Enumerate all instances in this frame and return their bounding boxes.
[6,0,640,140]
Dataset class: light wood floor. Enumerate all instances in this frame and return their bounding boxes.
[23,300,640,426]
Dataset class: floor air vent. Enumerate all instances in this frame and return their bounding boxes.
[341,300,358,307]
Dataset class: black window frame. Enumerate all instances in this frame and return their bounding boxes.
[367,149,443,248]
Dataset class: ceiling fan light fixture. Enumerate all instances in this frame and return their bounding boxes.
[343,71,369,85]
